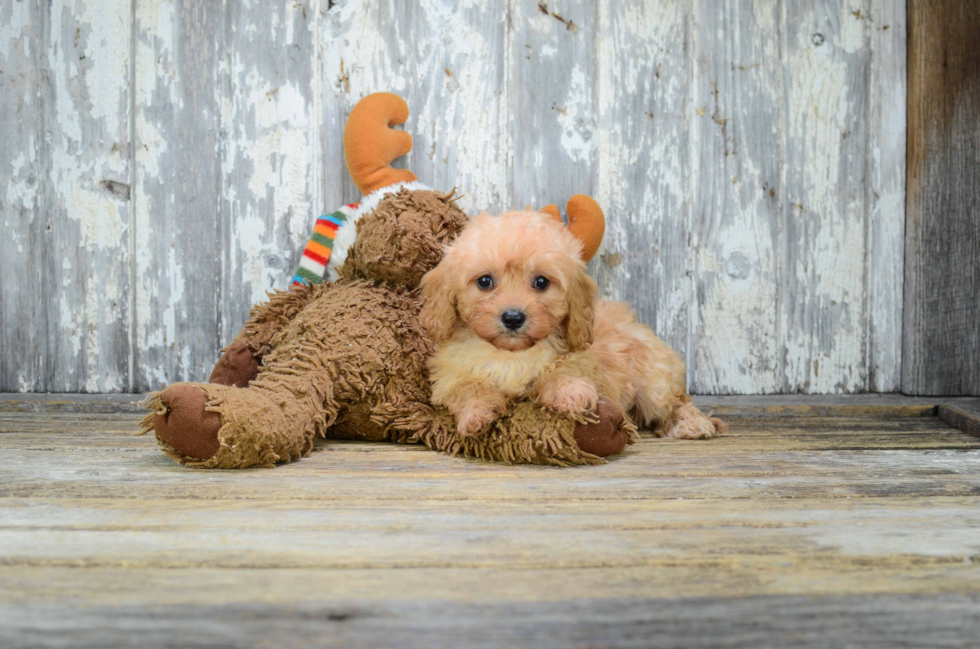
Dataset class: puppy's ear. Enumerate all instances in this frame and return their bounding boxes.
[419,258,458,343]
[564,262,598,351]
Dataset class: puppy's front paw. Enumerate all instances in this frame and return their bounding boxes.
[537,375,599,416]
[456,400,503,438]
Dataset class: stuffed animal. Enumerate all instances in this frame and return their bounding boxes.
[139,92,634,469]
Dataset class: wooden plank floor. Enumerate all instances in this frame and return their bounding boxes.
[1,395,979,648]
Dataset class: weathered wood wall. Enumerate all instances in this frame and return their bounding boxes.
[904,0,980,395]
[0,0,908,394]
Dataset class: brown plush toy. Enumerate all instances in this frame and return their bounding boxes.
[139,93,634,469]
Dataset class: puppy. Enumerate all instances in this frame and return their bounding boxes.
[420,209,725,441]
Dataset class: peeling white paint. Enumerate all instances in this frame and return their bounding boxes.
[865,0,906,392]
[557,66,595,164]
[0,1,34,55]
[5,150,37,216]
[134,0,178,390]
[217,1,320,346]
[782,5,868,393]
[595,0,689,362]
[234,80,315,303]
[0,0,41,391]
[0,0,908,394]
[80,2,130,130]
[23,0,135,392]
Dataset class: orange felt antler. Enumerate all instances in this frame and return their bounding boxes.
[539,196,605,262]
[566,195,605,262]
[344,93,418,195]
[540,204,562,223]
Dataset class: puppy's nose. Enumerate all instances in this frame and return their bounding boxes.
[501,310,526,331]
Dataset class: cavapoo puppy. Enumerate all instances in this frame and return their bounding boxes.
[420,209,726,441]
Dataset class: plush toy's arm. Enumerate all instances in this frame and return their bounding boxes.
[207,284,323,387]
[232,283,324,357]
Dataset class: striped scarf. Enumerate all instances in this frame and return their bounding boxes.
[291,204,359,286]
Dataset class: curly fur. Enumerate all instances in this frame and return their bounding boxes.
[421,210,725,439]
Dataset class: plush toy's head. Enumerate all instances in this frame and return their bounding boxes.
[336,188,468,288]
[327,93,468,289]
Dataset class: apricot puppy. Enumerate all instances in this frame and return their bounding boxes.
[420,210,725,440]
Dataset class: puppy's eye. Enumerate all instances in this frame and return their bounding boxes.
[532,276,550,291]
[476,275,494,290]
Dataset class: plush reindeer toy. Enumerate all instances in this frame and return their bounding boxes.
[140,93,634,469]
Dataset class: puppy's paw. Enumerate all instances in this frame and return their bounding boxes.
[666,403,725,440]
[456,400,503,438]
[537,375,599,416]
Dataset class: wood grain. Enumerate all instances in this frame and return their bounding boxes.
[592,0,692,357]
[218,2,320,346]
[4,492,980,570]
[938,399,980,438]
[2,413,979,504]
[780,0,872,393]
[904,0,980,395]
[1,0,133,393]
[867,0,906,392]
[1,396,979,645]
[511,0,597,208]
[318,0,513,215]
[42,0,134,394]
[2,591,978,649]
[0,0,43,392]
[133,0,225,391]
[690,0,782,393]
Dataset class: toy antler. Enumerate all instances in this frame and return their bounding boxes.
[344,93,418,195]
[540,195,605,262]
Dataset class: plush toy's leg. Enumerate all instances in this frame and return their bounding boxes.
[143,384,636,469]
[144,287,409,468]
[142,377,328,469]
[326,369,633,463]
[144,280,638,468]
[144,383,635,469]
[146,384,223,461]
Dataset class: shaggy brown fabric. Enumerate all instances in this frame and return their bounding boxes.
[420,401,632,467]
[337,189,469,288]
[208,341,261,388]
[140,188,635,469]
[233,282,323,358]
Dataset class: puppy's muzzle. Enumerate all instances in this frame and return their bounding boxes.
[501,310,526,331]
